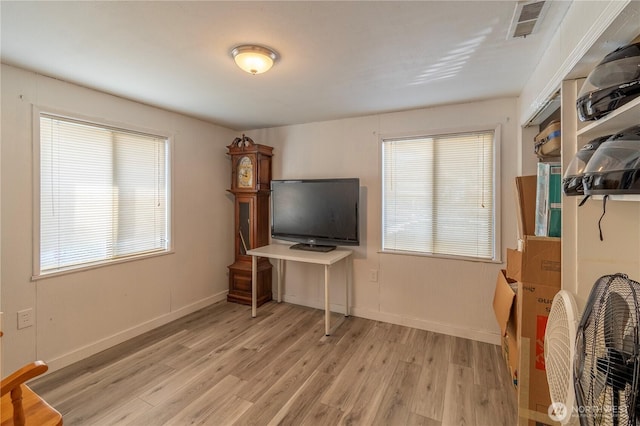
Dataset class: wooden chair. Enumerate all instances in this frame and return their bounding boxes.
[1,361,62,426]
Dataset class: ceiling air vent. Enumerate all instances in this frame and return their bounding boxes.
[508,1,549,39]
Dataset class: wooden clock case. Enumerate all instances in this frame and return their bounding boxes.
[227,135,273,306]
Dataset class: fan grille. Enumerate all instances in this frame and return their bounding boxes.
[546,290,579,424]
[574,273,640,426]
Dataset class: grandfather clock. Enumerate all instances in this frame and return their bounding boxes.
[227,135,273,306]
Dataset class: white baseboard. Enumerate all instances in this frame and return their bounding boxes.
[349,306,501,345]
[280,294,500,345]
[46,290,228,373]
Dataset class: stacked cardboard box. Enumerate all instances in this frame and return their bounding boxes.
[492,175,562,426]
[512,236,560,426]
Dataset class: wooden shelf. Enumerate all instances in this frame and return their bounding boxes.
[577,96,640,139]
[591,194,640,202]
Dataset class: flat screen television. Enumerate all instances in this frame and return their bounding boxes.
[271,178,360,252]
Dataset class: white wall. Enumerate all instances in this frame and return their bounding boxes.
[1,64,237,374]
[247,97,519,344]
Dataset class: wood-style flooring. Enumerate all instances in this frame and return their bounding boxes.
[30,301,517,425]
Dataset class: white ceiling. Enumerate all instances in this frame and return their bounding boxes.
[0,1,571,130]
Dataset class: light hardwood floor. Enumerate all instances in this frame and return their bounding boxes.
[31,301,517,425]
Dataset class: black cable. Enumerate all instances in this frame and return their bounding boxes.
[598,195,609,241]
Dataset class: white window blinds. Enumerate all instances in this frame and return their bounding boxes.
[382,130,495,260]
[39,114,169,274]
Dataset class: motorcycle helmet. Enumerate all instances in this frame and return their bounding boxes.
[576,42,640,121]
[562,135,611,196]
[582,125,640,195]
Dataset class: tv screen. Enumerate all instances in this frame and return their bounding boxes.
[271,178,360,251]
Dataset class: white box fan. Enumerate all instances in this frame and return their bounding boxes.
[545,289,581,425]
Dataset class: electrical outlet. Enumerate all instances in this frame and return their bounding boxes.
[17,308,33,330]
[369,269,379,282]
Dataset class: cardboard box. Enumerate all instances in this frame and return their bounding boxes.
[503,235,561,422]
[506,249,523,282]
[514,175,537,240]
[501,330,518,388]
[493,269,518,336]
[506,236,561,287]
[493,269,519,388]
[519,415,556,426]
[517,280,561,424]
[535,162,562,238]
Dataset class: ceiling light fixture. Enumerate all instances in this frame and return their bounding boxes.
[231,45,279,75]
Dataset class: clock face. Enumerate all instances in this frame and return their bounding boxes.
[237,156,253,188]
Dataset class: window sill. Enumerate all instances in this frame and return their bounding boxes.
[32,250,175,281]
[379,249,502,264]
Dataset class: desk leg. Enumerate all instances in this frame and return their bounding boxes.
[277,259,283,303]
[251,255,257,318]
[345,256,351,317]
[325,264,330,336]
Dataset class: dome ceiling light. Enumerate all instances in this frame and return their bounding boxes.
[231,45,279,75]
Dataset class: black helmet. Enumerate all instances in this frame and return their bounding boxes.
[582,125,640,195]
[562,135,611,196]
[576,42,640,121]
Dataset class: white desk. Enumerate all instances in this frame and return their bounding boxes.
[246,244,353,335]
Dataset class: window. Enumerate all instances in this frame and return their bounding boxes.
[381,128,497,261]
[37,113,170,275]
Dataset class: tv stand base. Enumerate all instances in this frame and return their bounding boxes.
[290,243,336,252]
